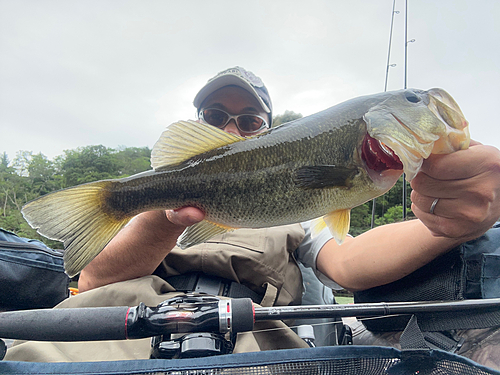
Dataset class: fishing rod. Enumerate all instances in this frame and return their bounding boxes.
[1,294,499,342]
[371,0,418,226]
[371,0,399,228]
[402,0,416,220]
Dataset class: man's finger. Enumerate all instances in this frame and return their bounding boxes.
[166,207,205,227]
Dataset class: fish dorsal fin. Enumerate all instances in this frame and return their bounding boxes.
[324,209,351,245]
[177,219,235,249]
[151,120,245,169]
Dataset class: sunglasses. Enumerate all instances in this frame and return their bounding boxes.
[199,108,269,134]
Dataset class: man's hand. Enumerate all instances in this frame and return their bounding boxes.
[410,140,500,241]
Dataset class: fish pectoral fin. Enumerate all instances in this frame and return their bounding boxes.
[295,165,358,189]
[151,120,245,169]
[177,220,234,249]
[324,209,351,245]
[310,217,327,237]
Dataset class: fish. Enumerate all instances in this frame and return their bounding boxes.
[21,88,470,277]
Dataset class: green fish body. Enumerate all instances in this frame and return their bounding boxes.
[22,88,470,276]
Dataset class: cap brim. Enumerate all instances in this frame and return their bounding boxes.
[193,74,271,113]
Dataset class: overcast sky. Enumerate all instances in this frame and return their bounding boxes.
[1,0,499,164]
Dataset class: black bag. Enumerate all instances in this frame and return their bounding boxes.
[0,228,70,310]
[354,222,500,331]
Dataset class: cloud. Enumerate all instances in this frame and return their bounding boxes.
[0,0,498,162]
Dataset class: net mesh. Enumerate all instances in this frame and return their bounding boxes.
[135,357,495,375]
[1,347,498,375]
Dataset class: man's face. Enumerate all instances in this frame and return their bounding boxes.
[199,86,270,137]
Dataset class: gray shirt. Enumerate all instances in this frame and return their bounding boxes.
[296,221,344,290]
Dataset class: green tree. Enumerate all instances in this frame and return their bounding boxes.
[61,145,120,186]
[0,153,58,245]
[12,150,32,177]
[374,205,412,226]
[376,176,413,219]
[349,176,414,235]
[349,202,372,236]
[115,146,152,176]
[0,145,153,249]
[273,110,303,127]
[0,152,9,169]
[27,153,63,195]
[0,163,30,214]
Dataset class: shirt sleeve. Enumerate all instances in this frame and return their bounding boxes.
[296,221,345,291]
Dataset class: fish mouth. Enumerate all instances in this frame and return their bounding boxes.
[426,88,470,154]
[361,133,403,172]
[363,88,470,181]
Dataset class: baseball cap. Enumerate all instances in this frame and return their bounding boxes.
[193,67,273,119]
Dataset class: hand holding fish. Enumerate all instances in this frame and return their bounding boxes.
[411,140,500,242]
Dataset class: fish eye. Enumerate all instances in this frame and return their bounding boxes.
[405,92,421,103]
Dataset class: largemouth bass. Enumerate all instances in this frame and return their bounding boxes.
[22,88,470,276]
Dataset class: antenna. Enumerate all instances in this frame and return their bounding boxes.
[371,0,399,229]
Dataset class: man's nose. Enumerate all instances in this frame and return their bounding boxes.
[223,119,242,136]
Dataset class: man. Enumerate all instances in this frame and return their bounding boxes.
[6,67,500,366]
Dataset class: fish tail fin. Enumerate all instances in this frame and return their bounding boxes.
[21,180,131,277]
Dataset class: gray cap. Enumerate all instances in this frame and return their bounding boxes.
[193,66,273,118]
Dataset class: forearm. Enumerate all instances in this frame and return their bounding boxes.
[78,210,184,292]
[317,219,463,291]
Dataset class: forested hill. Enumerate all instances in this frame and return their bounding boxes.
[0,146,151,248]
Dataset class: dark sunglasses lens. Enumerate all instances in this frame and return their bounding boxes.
[237,115,265,133]
[203,109,228,128]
